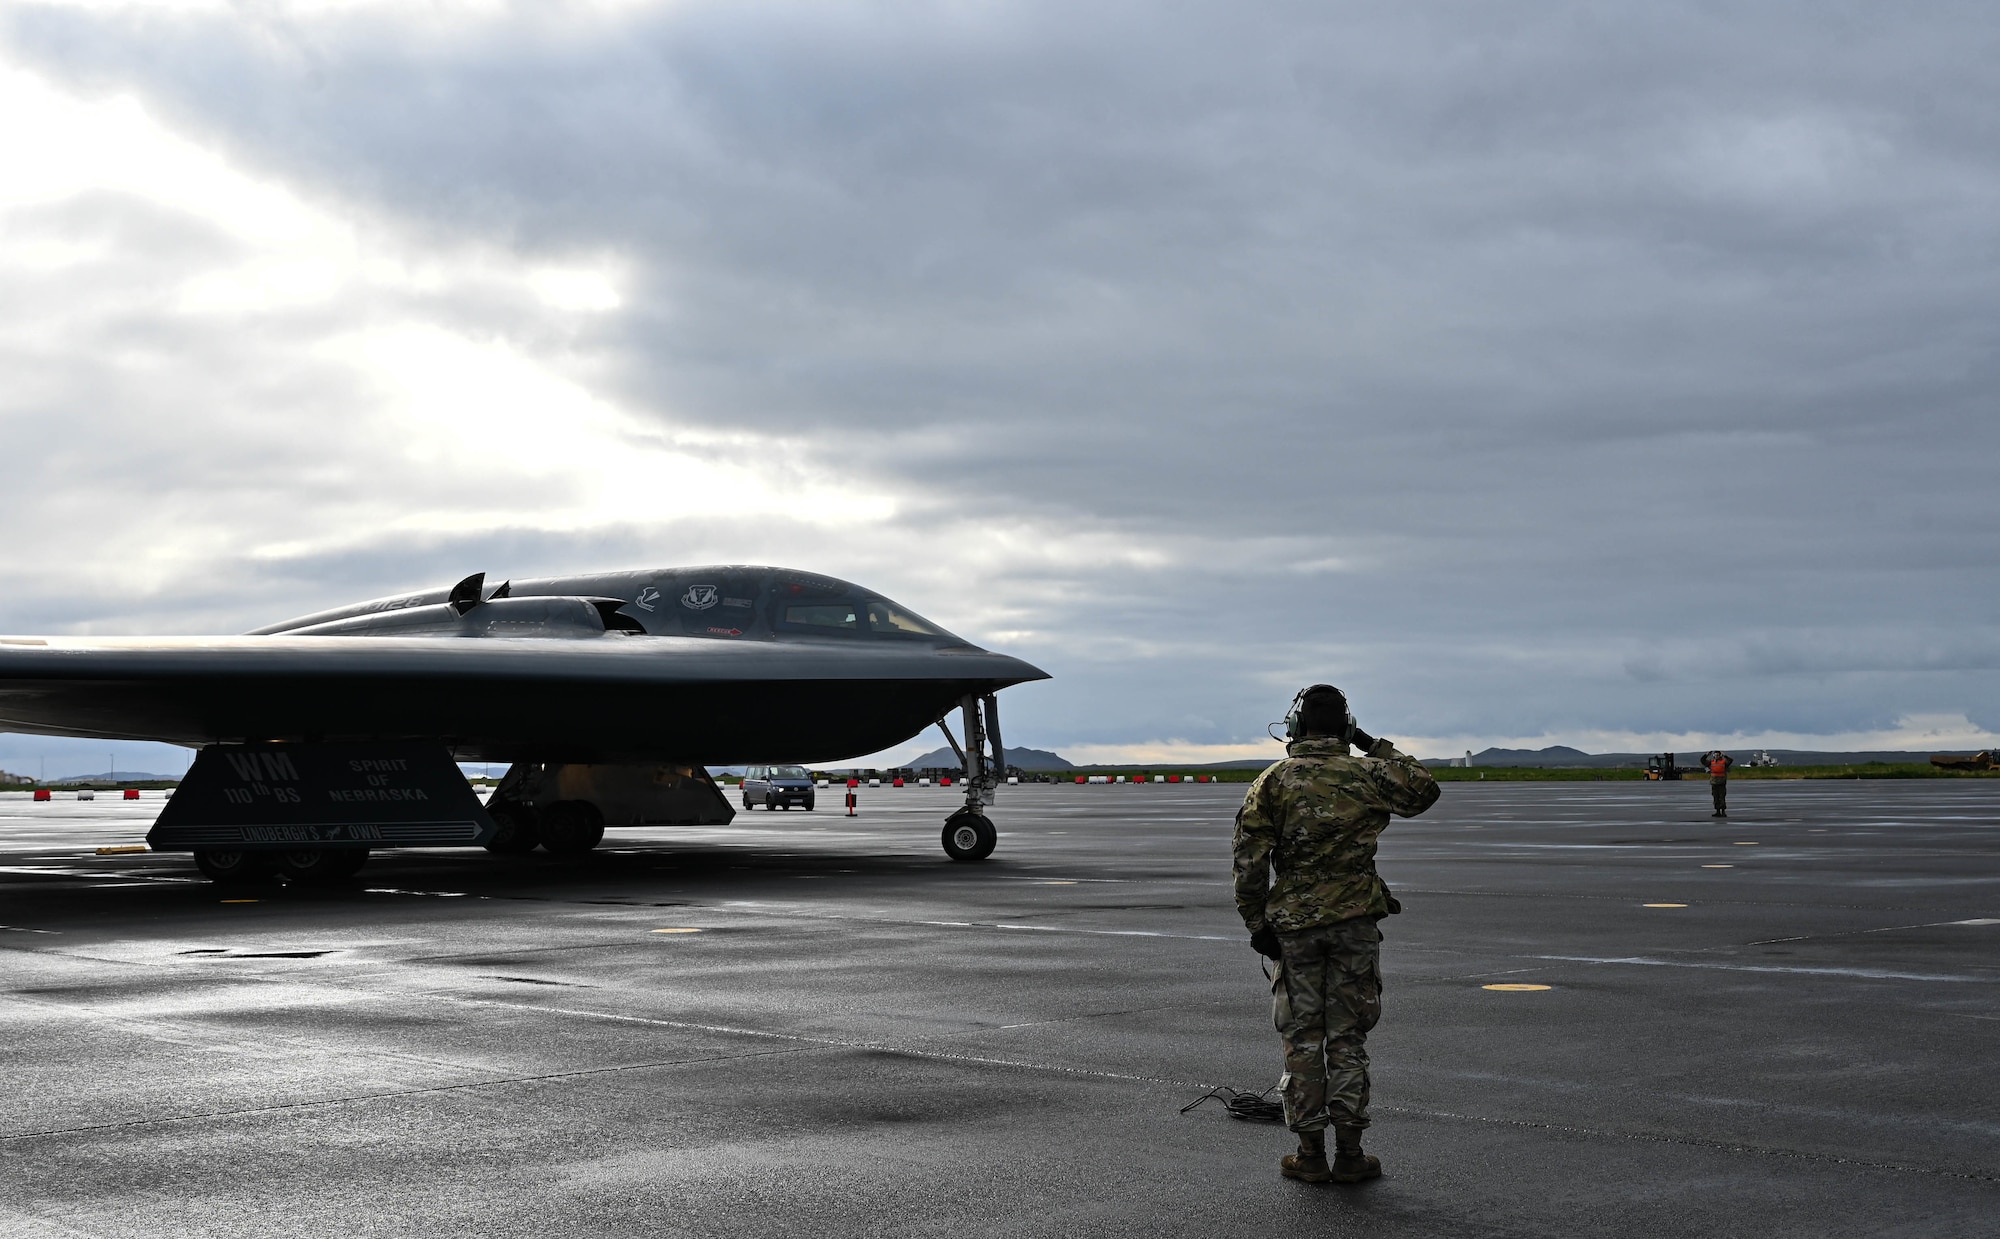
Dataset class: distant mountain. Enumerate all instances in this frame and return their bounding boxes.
[902,746,1074,771]
[51,771,176,784]
[1421,747,1990,769]
[1458,746,1611,768]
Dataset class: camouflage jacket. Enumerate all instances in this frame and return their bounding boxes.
[1232,736,1441,933]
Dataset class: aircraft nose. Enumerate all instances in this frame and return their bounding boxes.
[986,651,1051,687]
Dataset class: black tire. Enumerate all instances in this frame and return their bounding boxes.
[484,804,541,855]
[742,796,754,810]
[276,848,369,884]
[193,849,272,884]
[941,811,997,862]
[540,800,605,855]
[803,799,815,812]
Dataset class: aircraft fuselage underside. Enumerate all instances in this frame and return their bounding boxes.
[0,674,982,766]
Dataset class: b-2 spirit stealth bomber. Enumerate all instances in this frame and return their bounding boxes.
[0,566,1046,882]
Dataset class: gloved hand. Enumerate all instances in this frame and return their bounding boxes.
[1249,927,1283,959]
[1349,726,1378,753]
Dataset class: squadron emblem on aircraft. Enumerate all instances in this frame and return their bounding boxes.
[680,584,719,610]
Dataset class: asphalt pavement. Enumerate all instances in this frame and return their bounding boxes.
[2,778,1996,1238]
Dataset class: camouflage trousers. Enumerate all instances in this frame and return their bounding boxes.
[1272,917,1382,1133]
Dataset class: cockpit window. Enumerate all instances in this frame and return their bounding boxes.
[782,603,858,631]
[770,580,956,641]
[865,600,945,637]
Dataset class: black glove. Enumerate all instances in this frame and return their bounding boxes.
[1249,927,1282,959]
[1349,726,1378,753]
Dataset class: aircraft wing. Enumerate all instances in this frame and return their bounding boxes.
[0,634,1046,765]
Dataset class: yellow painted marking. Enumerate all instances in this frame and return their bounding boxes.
[1041,881,1078,885]
[220,899,260,904]
[1483,983,1552,992]
[651,928,702,934]
[95,845,149,855]
[1643,902,1688,908]
[1702,864,1734,869]
[1734,841,1758,846]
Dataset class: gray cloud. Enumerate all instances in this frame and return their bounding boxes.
[2,0,1997,764]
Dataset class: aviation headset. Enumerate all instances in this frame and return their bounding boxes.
[1277,684,1355,742]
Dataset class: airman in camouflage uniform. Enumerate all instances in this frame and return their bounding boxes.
[1233,685,1440,1184]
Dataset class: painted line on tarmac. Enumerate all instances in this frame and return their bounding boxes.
[715,901,1241,942]
[0,1045,811,1145]
[0,1204,98,1238]
[1748,916,2000,945]
[1379,1104,2000,1184]
[425,991,1208,1087]
[986,922,1238,941]
[1533,955,1994,983]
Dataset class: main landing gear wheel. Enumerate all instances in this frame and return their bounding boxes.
[484,805,541,855]
[540,800,605,855]
[193,849,272,884]
[942,811,997,863]
[276,849,369,884]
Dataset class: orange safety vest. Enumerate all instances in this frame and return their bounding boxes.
[1708,756,1729,777]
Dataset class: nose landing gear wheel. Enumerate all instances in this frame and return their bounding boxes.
[941,811,997,862]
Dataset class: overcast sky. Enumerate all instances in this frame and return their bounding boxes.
[2,0,1997,777]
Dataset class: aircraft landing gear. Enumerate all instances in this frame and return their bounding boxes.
[193,849,271,884]
[942,809,996,862]
[484,804,541,855]
[935,692,1007,863]
[539,800,605,855]
[275,849,369,884]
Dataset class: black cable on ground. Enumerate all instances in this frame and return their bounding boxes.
[1179,1086,1285,1123]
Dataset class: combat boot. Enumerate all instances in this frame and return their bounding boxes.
[1331,1126,1381,1183]
[1279,1129,1332,1183]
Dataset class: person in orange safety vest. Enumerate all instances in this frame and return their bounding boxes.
[1705,751,1734,817]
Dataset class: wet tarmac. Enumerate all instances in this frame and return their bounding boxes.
[1,779,1996,1238]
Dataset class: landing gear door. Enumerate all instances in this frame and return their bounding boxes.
[148,742,496,851]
